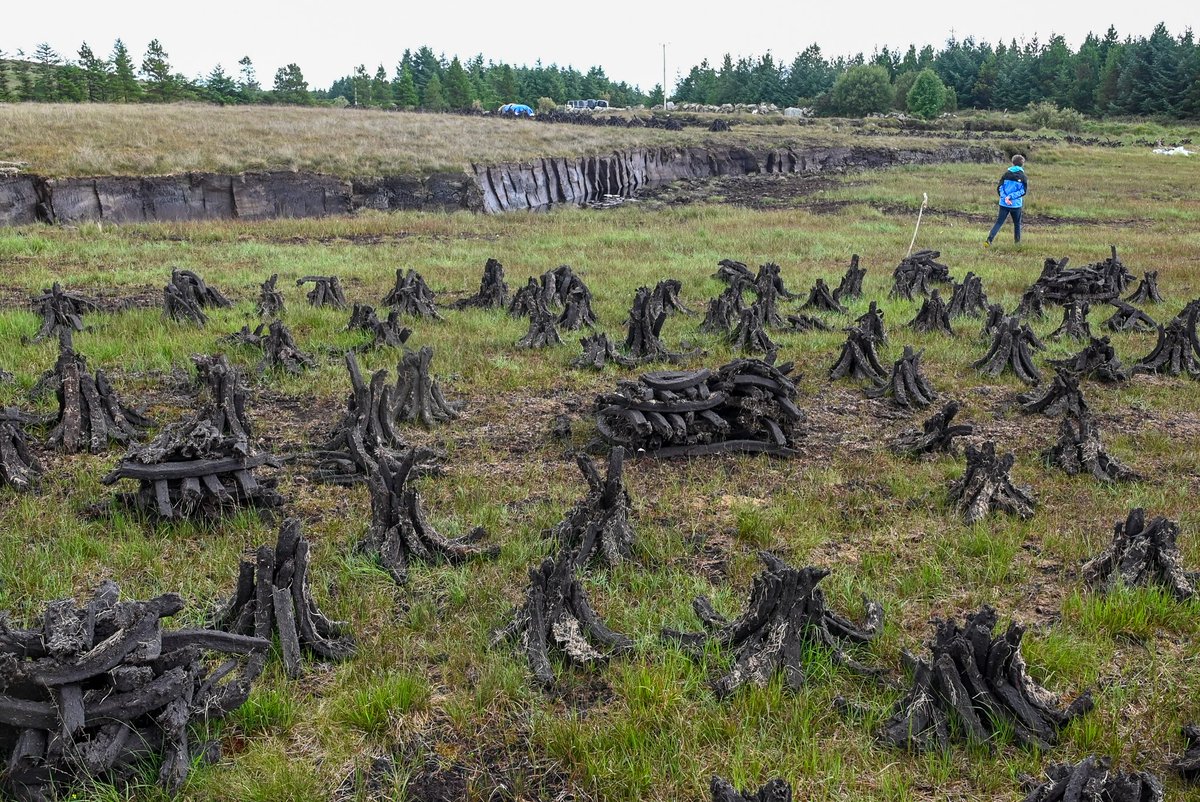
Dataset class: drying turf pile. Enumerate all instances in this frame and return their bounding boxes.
[1,234,1196,801]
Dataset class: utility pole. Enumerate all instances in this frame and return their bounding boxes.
[661,43,668,111]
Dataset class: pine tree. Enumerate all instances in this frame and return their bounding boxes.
[1068,34,1101,114]
[351,64,370,105]
[57,65,87,102]
[205,64,238,105]
[393,63,418,108]
[472,58,498,109]
[77,42,111,101]
[273,63,311,105]
[917,45,936,70]
[141,39,176,101]
[935,38,983,108]
[972,48,1000,108]
[1037,34,1074,105]
[412,46,440,94]
[1130,23,1182,115]
[1094,45,1124,113]
[1098,25,1120,65]
[32,43,61,101]
[491,63,518,103]
[787,44,834,105]
[714,53,740,104]
[0,51,13,103]
[421,73,447,110]
[371,65,393,107]
[444,56,474,109]
[13,52,34,101]
[238,56,260,102]
[1178,37,1200,118]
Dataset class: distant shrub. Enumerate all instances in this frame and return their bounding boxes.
[829,65,893,117]
[330,96,349,109]
[1024,101,1084,133]
[537,96,558,114]
[906,69,949,119]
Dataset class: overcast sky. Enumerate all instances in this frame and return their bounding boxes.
[3,1,1195,93]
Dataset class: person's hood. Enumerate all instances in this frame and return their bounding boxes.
[1008,165,1025,172]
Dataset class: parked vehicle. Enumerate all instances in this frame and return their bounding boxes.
[567,99,610,110]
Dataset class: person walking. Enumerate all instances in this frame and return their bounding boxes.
[984,155,1027,246]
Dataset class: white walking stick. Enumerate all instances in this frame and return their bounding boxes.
[907,192,929,257]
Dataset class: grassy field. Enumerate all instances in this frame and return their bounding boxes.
[0,104,840,178]
[1,139,1199,801]
[3,103,1199,179]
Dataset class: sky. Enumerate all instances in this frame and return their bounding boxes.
[3,1,1196,93]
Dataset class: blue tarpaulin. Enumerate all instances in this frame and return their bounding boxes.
[499,103,535,117]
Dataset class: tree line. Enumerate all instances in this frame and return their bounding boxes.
[2,24,1198,119]
[0,40,648,109]
[674,23,1200,119]
[325,47,648,110]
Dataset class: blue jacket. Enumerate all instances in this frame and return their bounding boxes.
[997,166,1027,208]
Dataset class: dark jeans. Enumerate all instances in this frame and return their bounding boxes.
[988,206,1022,242]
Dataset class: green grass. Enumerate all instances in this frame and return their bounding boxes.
[1,139,1199,801]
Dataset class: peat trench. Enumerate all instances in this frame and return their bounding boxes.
[0,144,998,225]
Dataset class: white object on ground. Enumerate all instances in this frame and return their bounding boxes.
[907,192,929,257]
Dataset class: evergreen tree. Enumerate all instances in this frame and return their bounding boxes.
[491,63,518,103]
[0,51,13,103]
[747,53,785,105]
[972,47,1001,108]
[393,63,418,107]
[421,73,447,110]
[1068,34,1101,114]
[32,43,61,101]
[714,53,740,104]
[906,68,948,118]
[871,47,898,78]
[581,64,605,99]
[676,59,718,104]
[444,56,475,109]
[205,64,238,104]
[992,40,1031,109]
[77,42,111,101]
[1037,34,1074,105]
[1128,23,1183,115]
[1098,25,1120,65]
[237,56,260,102]
[786,44,834,104]
[1177,32,1200,117]
[467,54,495,108]
[371,65,393,107]
[412,46,440,93]
[57,65,87,102]
[141,39,177,101]
[351,64,370,105]
[1094,44,1125,113]
[935,37,984,108]
[272,63,311,104]
[13,52,34,101]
